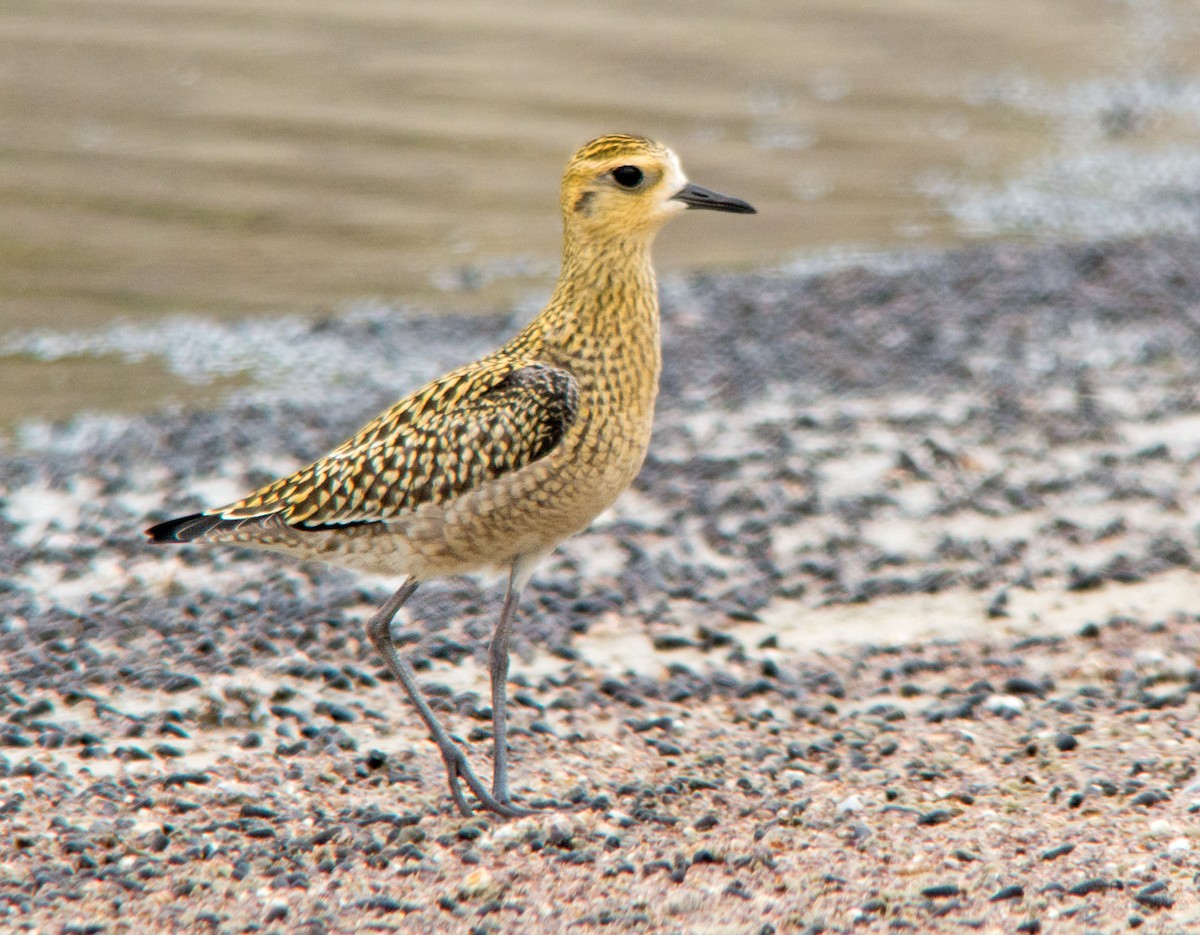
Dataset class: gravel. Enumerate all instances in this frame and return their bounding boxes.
[1,235,1200,931]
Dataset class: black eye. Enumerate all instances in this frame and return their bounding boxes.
[611,165,644,188]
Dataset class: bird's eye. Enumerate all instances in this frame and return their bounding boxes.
[611,165,644,188]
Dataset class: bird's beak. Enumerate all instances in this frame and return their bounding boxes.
[670,182,756,214]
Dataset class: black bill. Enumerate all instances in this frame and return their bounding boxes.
[670,182,756,214]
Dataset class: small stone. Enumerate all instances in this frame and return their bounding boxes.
[836,795,863,814]
[458,868,493,899]
[1068,878,1109,897]
[1041,843,1074,861]
[984,695,1025,716]
[1003,677,1043,696]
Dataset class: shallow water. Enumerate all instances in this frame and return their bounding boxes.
[2,0,1199,427]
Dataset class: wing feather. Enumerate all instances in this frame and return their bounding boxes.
[204,359,578,532]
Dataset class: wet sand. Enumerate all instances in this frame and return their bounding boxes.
[2,234,1199,931]
[7,0,1200,429]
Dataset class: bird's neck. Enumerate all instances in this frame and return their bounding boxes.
[508,228,662,417]
[535,229,661,356]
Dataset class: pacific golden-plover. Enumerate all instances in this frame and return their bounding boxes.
[147,134,755,817]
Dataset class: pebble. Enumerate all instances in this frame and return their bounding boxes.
[984,695,1025,716]
[836,795,863,814]
[1068,878,1109,897]
[1053,733,1078,752]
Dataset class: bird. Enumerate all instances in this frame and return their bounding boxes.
[146,134,755,817]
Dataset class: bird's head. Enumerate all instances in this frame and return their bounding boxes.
[560,134,754,242]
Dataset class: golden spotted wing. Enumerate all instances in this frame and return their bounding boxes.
[147,360,578,542]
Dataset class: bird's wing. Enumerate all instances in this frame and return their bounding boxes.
[203,359,578,531]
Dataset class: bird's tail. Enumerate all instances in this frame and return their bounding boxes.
[145,512,258,543]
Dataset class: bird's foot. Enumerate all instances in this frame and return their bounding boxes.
[436,740,535,819]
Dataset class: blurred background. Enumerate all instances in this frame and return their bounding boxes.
[1,0,1199,428]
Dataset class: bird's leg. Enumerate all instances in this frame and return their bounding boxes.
[365,580,528,818]
[487,554,545,809]
[488,563,524,804]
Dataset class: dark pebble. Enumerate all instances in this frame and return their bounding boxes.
[921,883,961,898]
[1054,733,1078,752]
[264,904,287,923]
[152,744,184,759]
[315,701,357,723]
[161,771,209,788]
[990,884,1024,901]
[1133,882,1173,909]
[356,896,420,913]
[163,674,202,693]
[652,634,697,651]
[365,749,388,769]
[694,813,719,831]
[1042,843,1075,861]
[239,732,262,749]
[1068,878,1109,896]
[916,809,954,826]
[626,716,673,733]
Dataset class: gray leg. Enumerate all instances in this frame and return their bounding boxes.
[366,580,528,818]
[487,554,543,807]
[488,563,524,803]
